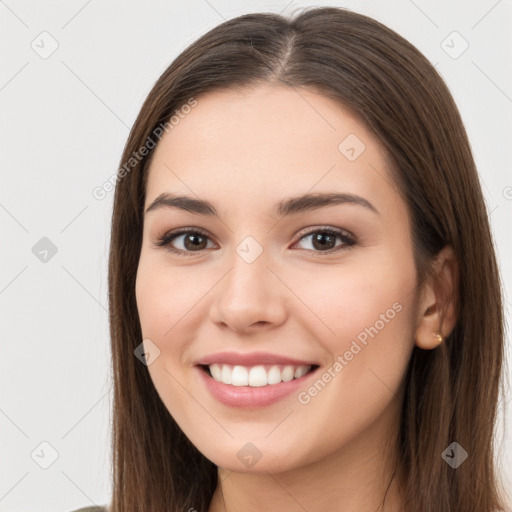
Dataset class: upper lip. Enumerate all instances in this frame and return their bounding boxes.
[195,351,318,367]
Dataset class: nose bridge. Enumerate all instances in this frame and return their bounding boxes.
[210,235,286,331]
[224,236,273,305]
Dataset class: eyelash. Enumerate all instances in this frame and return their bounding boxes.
[153,226,356,257]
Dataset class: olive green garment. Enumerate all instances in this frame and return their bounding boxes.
[70,507,108,512]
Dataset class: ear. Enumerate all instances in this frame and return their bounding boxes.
[414,245,459,350]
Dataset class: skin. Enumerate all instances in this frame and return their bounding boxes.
[135,84,458,512]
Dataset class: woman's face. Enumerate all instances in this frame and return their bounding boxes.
[135,84,420,473]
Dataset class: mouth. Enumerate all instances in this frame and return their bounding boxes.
[194,351,321,407]
[198,363,320,387]
[196,362,320,407]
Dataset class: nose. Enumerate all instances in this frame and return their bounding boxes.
[209,248,287,335]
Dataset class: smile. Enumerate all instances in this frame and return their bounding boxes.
[196,362,319,408]
[202,363,315,386]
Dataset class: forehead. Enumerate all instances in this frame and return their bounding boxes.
[144,84,400,217]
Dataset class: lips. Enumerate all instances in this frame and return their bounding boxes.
[195,351,318,367]
[196,365,319,407]
[194,351,320,407]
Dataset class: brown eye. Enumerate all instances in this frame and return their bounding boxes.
[294,227,356,254]
[180,232,209,251]
[308,232,337,251]
[154,229,215,255]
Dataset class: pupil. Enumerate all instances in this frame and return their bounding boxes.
[313,233,334,250]
[186,233,205,250]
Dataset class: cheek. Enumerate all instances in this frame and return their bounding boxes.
[135,258,203,416]
[283,275,416,469]
[135,256,203,344]
[289,250,417,410]
[288,252,417,350]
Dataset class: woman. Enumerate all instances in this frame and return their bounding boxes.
[74,6,509,512]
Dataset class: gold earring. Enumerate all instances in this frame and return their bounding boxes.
[432,332,443,345]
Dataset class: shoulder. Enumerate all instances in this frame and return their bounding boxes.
[69,507,109,512]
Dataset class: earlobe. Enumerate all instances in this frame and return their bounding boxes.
[414,245,459,350]
[415,329,444,350]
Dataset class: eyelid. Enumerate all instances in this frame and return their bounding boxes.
[294,224,355,241]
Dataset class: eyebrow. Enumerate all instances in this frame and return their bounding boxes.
[144,191,379,217]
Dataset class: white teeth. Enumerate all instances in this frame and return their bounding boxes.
[281,365,295,382]
[294,366,308,378]
[221,364,232,385]
[248,365,267,387]
[267,365,282,385]
[231,365,249,386]
[210,363,222,381]
[207,363,313,386]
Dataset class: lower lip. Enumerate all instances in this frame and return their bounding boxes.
[196,366,318,408]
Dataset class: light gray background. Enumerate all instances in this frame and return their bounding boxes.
[1,1,511,510]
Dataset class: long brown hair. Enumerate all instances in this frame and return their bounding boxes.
[107,7,508,511]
